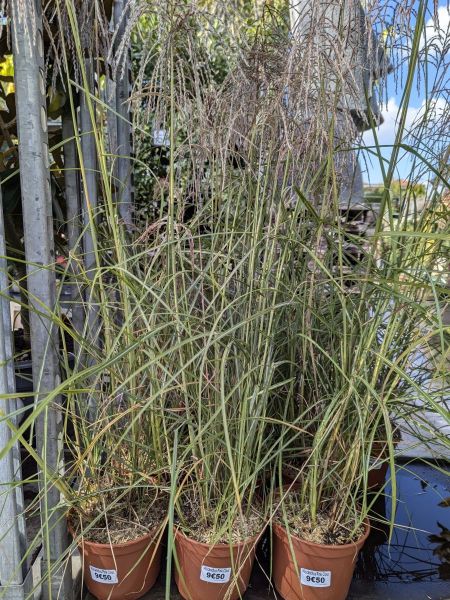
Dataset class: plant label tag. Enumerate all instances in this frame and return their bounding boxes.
[300,568,331,587]
[369,456,383,469]
[153,128,170,147]
[89,566,118,584]
[200,565,231,583]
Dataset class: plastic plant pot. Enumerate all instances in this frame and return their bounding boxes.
[74,524,164,600]
[272,518,370,600]
[174,527,263,600]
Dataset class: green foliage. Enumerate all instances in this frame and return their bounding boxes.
[0,0,449,594]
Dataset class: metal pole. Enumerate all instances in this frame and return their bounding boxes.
[79,60,98,287]
[0,190,27,566]
[63,107,81,261]
[78,59,102,429]
[106,76,118,167]
[62,106,84,341]
[11,1,72,598]
[114,0,133,229]
[0,186,23,590]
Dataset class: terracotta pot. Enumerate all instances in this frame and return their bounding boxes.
[367,439,397,490]
[75,525,163,600]
[174,527,263,600]
[367,459,389,489]
[281,464,302,485]
[272,519,370,600]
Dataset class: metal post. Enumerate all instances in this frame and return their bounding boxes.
[79,60,98,287]
[106,76,118,167]
[11,1,72,598]
[62,106,84,341]
[77,36,101,421]
[0,187,27,557]
[63,107,81,261]
[114,0,133,229]
[0,186,28,596]
[78,59,102,423]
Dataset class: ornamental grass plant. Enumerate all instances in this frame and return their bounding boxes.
[272,0,449,548]
[0,1,448,599]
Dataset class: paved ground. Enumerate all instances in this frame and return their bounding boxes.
[396,305,450,461]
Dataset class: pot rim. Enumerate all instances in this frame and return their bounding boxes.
[272,517,370,551]
[174,524,266,550]
[68,520,164,550]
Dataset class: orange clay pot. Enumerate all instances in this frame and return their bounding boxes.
[75,525,163,600]
[272,519,370,600]
[174,527,263,600]
[367,459,389,489]
[367,434,399,490]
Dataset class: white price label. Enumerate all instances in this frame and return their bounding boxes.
[369,456,383,469]
[153,128,170,147]
[89,566,118,584]
[300,568,331,588]
[200,565,231,583]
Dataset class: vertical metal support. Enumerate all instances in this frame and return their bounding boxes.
[11,1,72,598]
[0,187,27,562]
[0,187,27,593]
[79,60,98,286]
[78,60,102,422]
[79,58,101,380]
[79,48,100,418]
[106,76,118,165]
[62,106,84,342]
[114,0,133,229]
[63,107,81,260]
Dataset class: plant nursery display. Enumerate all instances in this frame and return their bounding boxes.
[174,530,262,600]
[0,2,448,600]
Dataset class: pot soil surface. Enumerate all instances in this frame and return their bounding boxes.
[69,484,167,544]
[177,498,265,544]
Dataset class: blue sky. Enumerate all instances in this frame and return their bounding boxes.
[361,1,449,184]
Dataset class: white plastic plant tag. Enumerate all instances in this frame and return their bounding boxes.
[300,568,331,587]
[153,128,170,147]
[369,456,383,469]
[200,565,231,583]
[89,566,118,584]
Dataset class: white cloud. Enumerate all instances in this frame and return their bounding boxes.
[420,5,450,55]
[362,97,418,149]
[362,96,447,148]
[361,96,448,183]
